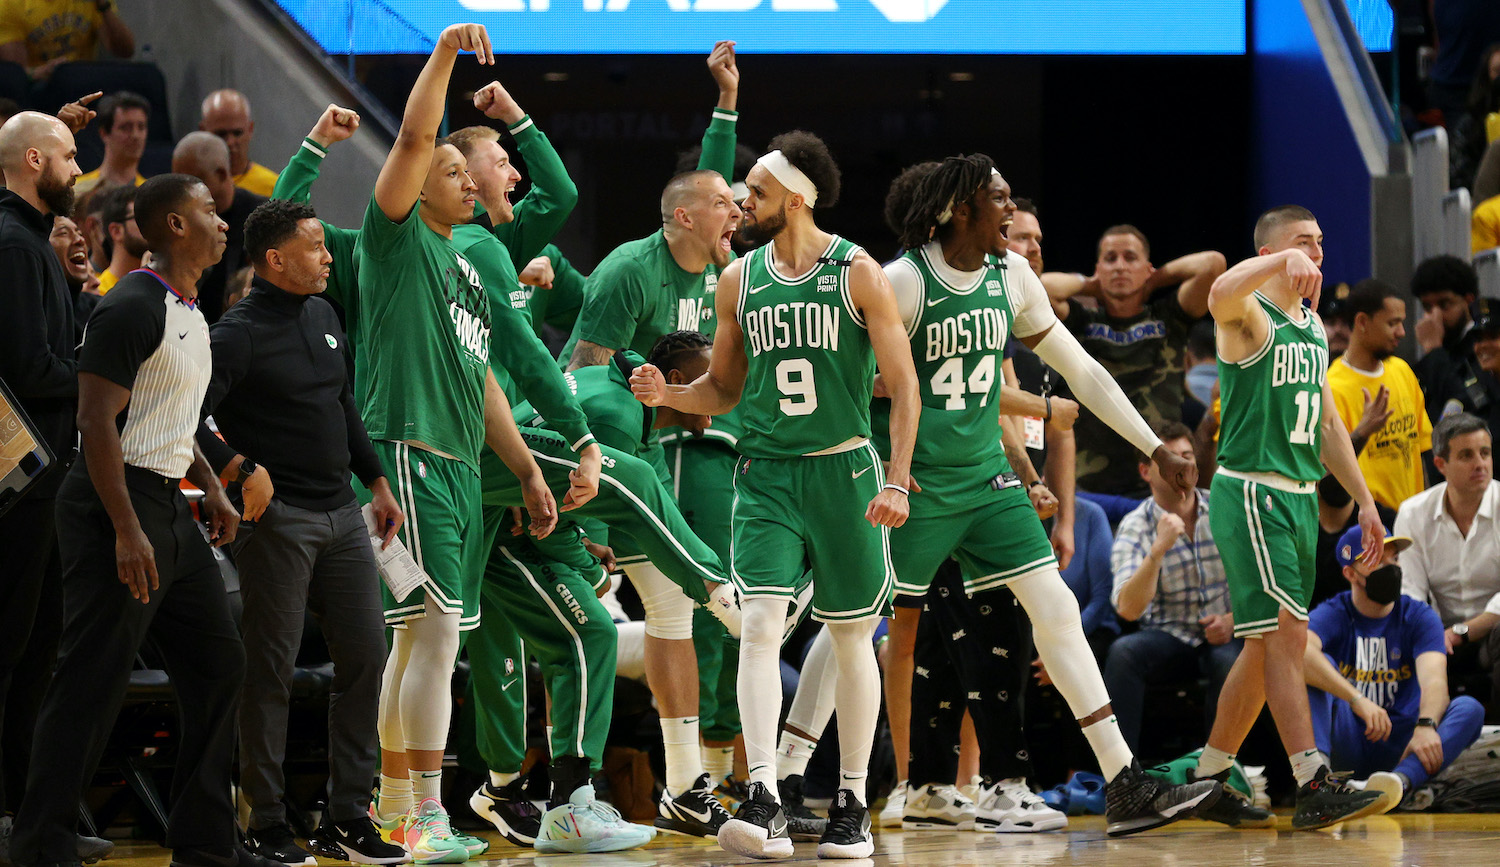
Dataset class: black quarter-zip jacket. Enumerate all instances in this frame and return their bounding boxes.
[198,275,382,511]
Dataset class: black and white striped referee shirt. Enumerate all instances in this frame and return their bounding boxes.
[77,268,212,480]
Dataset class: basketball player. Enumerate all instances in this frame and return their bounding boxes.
[633,131,918,860]
[1199,205,1390,829]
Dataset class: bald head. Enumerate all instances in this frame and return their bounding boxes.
[0,112,80,215]
[199,89,254,176]
[660,170,723,223]
[173,131,234,212]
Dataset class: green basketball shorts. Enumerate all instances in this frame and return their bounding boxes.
[891,481,1057,604]
[730,442,893,623]
[376,441,485,631]
[1209,470,1318,638]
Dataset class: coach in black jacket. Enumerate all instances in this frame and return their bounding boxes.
[196,200,406,864]
[0,112,79,828]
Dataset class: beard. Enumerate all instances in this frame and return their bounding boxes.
[738,204,787,246]
[1373,346,1393,361]
[122,234,150,258]
[37,168,75,218]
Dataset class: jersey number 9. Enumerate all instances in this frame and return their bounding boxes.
[777,357,818,417]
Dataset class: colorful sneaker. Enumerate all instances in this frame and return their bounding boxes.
[779,774,828,842]
[902,783,976,830]
[705,583,742,639]
[323,817,409,865]
[715,774,752,813]
[718,781,794,860]
[535,785,656,854]
[369,794,410,847]
[817,789,873,860]
[1190,769,1277,828]
[1293,767,1387,830]
[402,800,469,864]
[973,778,1068,833]
[245,824,316,867]
[451,835,486,859]
[470,778,543,846]
[655,773,734,838]
[877,781,907,829]
[1105,760,1221,837]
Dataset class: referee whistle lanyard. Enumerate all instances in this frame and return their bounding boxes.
[131,267,198,309]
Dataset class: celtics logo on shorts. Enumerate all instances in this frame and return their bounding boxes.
[417,460,427,479]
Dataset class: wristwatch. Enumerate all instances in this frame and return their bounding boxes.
[1453,623,1470,644]
[1416,717,1438,729]
[234,458,259,485]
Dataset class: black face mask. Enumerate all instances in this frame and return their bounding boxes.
[1363,564,1403,606]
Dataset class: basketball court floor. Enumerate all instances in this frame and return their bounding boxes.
[101,813,1500,866]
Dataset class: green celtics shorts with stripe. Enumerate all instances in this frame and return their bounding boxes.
[890,466,1057,605]
[375,441,485,631]
[730,442,893,623]
[1208,469,1318,638]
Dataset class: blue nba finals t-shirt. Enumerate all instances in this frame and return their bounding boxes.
[1307,593,1446,721]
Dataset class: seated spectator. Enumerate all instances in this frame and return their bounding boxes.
[1183,319,1216,411]
[171,131,265,323]
[1320,282,1352,359]
[1327,279,1433,513]
[1412,255,1491,426]
[0,0,133,80]
[1473,192,1500,254]
[199,89,279,197]
[1450,45,1500,191]
[1306,527,1485,806]
[92,182,143,294]
[1395,412,1500,718]
[74,90,148,196]
[1042,225,1223,517]
[1470,298,1500,436]
[1104,422,1239,753]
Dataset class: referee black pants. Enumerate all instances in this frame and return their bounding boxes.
[908,560,1037,787]
[0,494,62,815]
[12,465,244,864]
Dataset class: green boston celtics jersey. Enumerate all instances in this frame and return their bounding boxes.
[1216,293,1330,482]
[872,244,1013,489]
[353,196,491,472]
[735,236,874,459]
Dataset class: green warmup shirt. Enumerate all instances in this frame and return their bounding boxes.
[1216,292,1330,483]
[353,195,491,471]
[872,242,1031,504]
[735,236,874,459]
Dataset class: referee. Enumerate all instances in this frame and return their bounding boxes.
[11,175,270,867]
[197,199,406,866]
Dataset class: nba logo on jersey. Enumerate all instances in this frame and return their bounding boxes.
[504,658,515,676]
[1265,494,1273,510]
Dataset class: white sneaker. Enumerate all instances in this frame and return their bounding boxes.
[901,783,976,830]
[705,583,741,639]
[973,778,1068,833]
[877,782,907,828]
[535,784,657,854]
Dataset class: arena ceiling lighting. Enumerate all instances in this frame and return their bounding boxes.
[271,0,1250,55]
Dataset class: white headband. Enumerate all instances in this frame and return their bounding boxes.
[757,150,819,208]
[937,168,1005,225]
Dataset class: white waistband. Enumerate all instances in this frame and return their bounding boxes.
[804,436,871,457]
[1216,467,1316,495]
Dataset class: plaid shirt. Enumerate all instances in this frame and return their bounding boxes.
[1110,492,1229,647]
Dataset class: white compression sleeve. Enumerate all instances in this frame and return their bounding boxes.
[625,562,696,640]
[1007,568,1111,718]
[784,625,837,738]
[397,603,463,751]
[1031,325,1163,459]
[826,618,881,803]
[740,597,792,796]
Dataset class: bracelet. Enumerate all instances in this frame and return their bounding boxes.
[1044,394,1052,422]
[883,483,909,496]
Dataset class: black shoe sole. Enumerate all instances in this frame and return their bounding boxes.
[652,815,720,839]
[1292,793,1387,831]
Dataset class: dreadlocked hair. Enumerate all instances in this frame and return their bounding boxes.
[883,161,941,238]
[897,153,996,252]
[647,330,713,375]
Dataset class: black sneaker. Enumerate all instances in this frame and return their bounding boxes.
[817,790,873,860]
[1190,769,1277,829]
[75,836,113,865]
[170,844,283,867]
[717,781,794,860]
[655,773,733,838]
[779,775,827,842]
[469,778,543,846]
[242,827,314,867]
[1292,766,1385,831]
[1105,760,1222,837]
[318,817,407,865]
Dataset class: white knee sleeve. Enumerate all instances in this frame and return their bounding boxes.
[785,625,837,738]
[626,562,695,640]
[395,603,463,751]
[1009,568,1111,718]
[377,632,411,750]
[615,620,648,682]
[739,597,791,791]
